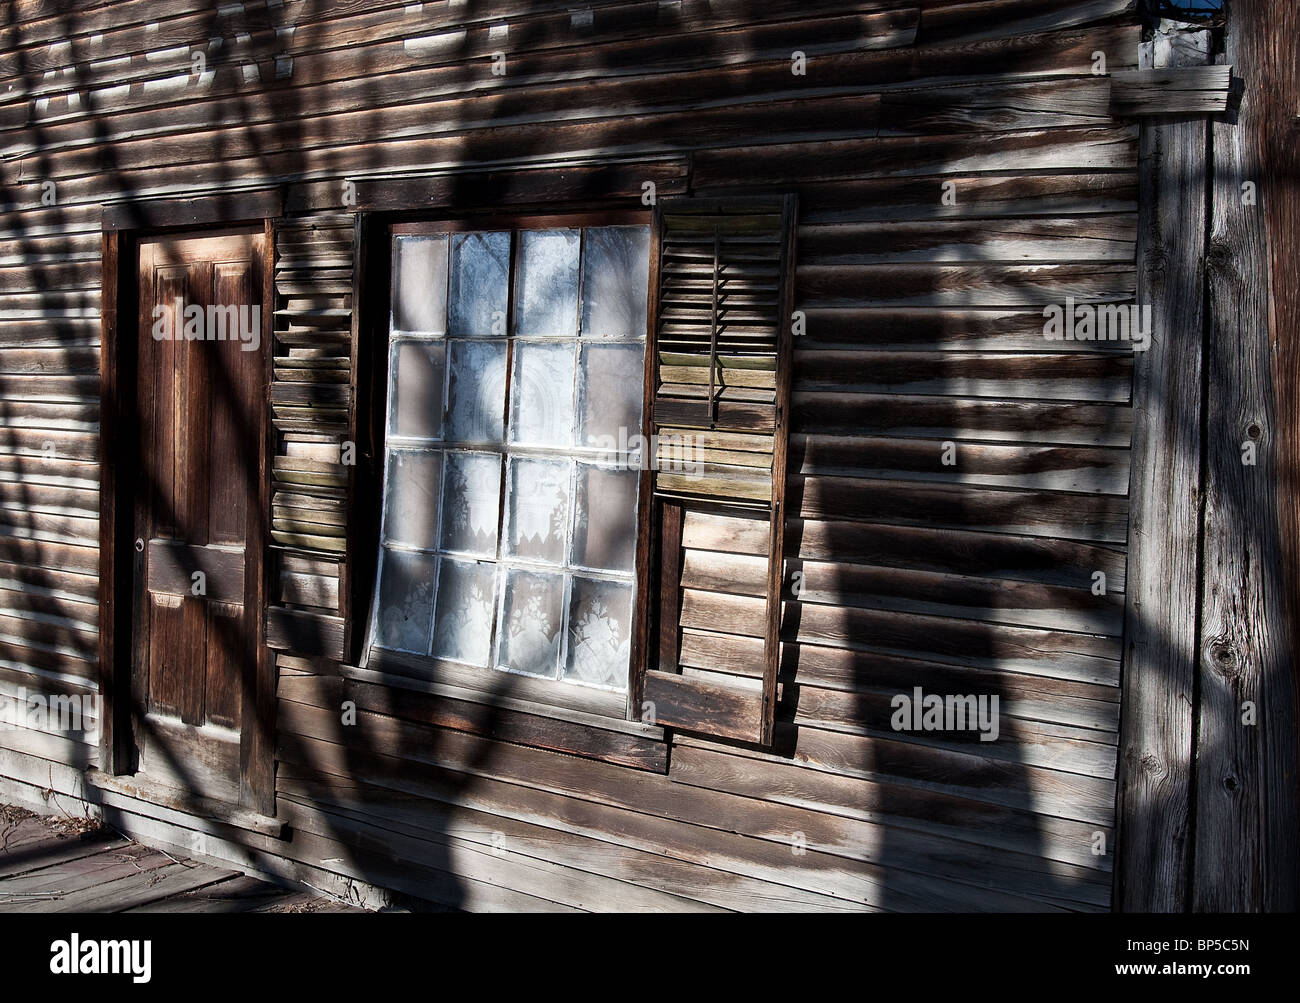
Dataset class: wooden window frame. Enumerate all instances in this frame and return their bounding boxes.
[98,192,280,818]
[357,209,656,722]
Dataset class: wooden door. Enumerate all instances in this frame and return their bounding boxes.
[132,230,267,805]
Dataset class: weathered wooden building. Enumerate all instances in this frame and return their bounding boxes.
[0,0,1295,912]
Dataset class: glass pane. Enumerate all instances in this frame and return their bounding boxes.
[505,457,570,565]
[564,577,633,688]
[389,340,445,440]
[446,340,507,444]
[515,229,579,337]
[392,234,448,335]
[497,568,564,678]
[580,226,650,339]
[374,548,436,653]
[578,343,645,451]
[572,464,639,573]
[440,451,502,557]
[431,558,496,666]
[509,341,575,448]
[449,231,511,336]
[383,449,441,550]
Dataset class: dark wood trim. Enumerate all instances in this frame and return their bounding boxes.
[340,214,364,660]
[1257,0,1300,913]
[392,209,650,234]
[97,229,136,775]
[102,188,284,232]
[629,199,665,721]
[349,212,391,667]
[240,220,278,817]
[655,501,684,675]
[354,160,687,213]
[761,192,799,747]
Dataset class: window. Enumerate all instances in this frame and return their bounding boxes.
[367,217,652,699]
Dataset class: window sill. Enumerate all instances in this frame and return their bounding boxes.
[309,660,669,772]
[358,650,656,738]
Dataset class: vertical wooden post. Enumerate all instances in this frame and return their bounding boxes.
[242,220,277,816]
[1256,0,1300,915]
[1195,0,1299,911]
[1115,26,1210,912]
[98,230,135,775]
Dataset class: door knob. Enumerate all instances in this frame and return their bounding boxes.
[135,538,144,552]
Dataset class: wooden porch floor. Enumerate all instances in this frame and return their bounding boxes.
[0,804,358,913]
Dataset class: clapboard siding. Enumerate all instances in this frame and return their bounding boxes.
[0,0,1142,911]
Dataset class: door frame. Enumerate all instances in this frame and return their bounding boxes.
[99,190,280,816]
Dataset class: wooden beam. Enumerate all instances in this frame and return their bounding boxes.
[1194,0,1299,912]
[102,188,284,232]
[1110,65,1233,116]
[1257,0,1300,916]
[97,229,135,775]
[353,160,688,213]
[241,221,278,818]
[1115,28,1209,913]
[85,768,286,839]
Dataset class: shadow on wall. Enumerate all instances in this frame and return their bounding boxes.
[1,0,1280,914]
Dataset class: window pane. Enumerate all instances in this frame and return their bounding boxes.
[440,451,501,557]
[515,229,579,337]
[431,558,496,666]
[564,577,633,688]
[572,464,638,573]
[497,568,564,677]
[578,343,645,450]
[446,340,506,443]
[374,548,436,653]
[449,231,511,336]
[383,449,441,550]
[581,226,650,339]
[505,456,570,565]
[509,341,575,448]
[389,340,445,440]
[374,220,650,699]
[392,234,448,335]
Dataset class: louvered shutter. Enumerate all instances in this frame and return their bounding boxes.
[635,196,796,746]
[264,215,354,661]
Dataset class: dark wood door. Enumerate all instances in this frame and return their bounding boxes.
[133,230,267,805]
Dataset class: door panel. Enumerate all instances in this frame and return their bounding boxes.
[133,230,266,805]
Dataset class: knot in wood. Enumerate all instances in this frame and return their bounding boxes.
[1209,641,1239,678]
[1205,240,1234,277]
